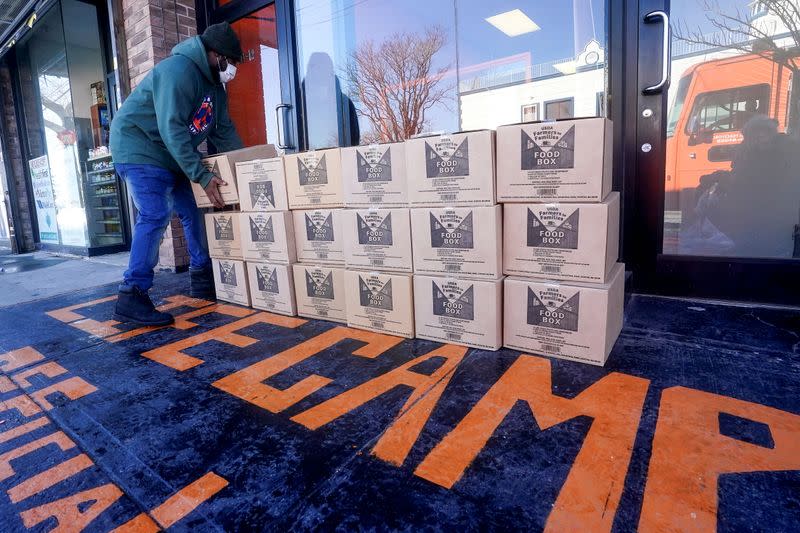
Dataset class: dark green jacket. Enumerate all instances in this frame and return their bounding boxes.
[110,36,243,188]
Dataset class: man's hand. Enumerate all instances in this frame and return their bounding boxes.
[204,175,226,209]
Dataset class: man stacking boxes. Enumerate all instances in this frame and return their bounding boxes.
[341,142,414,338]
[285,148,348,323]
[236,156,297,316]
[200,145,279,307]
[497,118,623,366]
[407,131,503,350]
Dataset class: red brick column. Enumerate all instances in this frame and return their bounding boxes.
[120,0,199,271]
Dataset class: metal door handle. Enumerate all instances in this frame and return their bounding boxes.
[643,10,670,94]
[275,103,293,150]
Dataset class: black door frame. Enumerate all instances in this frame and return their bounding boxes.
[627,0,800,305]
[201,0,304,153]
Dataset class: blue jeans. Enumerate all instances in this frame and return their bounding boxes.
[117,163,211,291]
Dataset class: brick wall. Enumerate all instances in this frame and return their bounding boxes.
[0,63,35,252]
[120,0,199,270]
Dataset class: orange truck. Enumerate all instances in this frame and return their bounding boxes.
[664,52,795,214]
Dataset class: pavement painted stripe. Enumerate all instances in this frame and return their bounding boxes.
[8,453,94,503]
[0,417,50,445]
[0,347,46,372]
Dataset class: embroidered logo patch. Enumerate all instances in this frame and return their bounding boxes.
[189,95,214,135]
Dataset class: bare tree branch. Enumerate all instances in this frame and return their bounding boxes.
[345,26,453,143]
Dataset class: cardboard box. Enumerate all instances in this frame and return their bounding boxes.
[503,192,620,283]
[205,212,242,259]
[292,264,347,323]
[410,205,502,280]
[342,208,413,273]
[496,118,613,202]
[293,209,345,265]
[236,157,289,212]
[341,142,408,207]
[345,271,414,338]
[247,261,297,316]
[192,144,278,207]
[284,148,344,208]
[239,211,296,264]
[414,275,503,350]
[405,130,495,206]
[212,258,250,306]
[503,263,625,366]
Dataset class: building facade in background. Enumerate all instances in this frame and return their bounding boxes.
[0,0,797,303]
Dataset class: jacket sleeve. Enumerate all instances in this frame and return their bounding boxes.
[208,89,244,153]
[152,69,215,188]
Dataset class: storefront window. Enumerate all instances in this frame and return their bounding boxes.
[294,0,606,147]
[0,150,10,248]
[16,0,119,249]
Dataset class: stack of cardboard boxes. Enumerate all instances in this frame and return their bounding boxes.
[407,131,504,351]
[340,143,415,338]
[192,117,625,367]
[496,118,624,366]
[197,145,278,308]
[284,149,349,324]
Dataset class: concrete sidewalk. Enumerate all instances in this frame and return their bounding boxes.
[0,252,132,307]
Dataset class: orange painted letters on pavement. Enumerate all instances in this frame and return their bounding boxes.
[12,361,68,388]
[0,394,42,417]
[414,354,649,533]
[0,431,76,481]
[213,326,403,413]
[141,311,307,371]
[46,296,118,323]
[0,347,46,372]
[639,386,800,532]
[0,375,16,393]
[112,472,229,532]
[292,344,468,466]
[0,417,50,444]
[31,376,98,410]
[20,483,124,532]
[8,453,94,503]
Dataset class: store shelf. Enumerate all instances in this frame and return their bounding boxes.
[95,232,123,238]
[90,179,117,186]
[99,219,121,224]
[93,206,120,210]
[87,154,113,162]
[93,193,118,198]
[88,168,115,176]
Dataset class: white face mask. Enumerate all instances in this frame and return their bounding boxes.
[217,57,237,84]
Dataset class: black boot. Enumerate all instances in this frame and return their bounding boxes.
[189,265,216,299]
[113,286,175,326]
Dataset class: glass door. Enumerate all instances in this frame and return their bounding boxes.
[210,0,302,152]
[632,0,800,304]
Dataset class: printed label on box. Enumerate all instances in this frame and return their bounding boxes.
[305,212,335,242]
[219,261,238,286]
[357,212,393,245]
[255,265,280,294]
[430,211,473,249]
[306,269,335,300]
[249,181,275,210]
[215,216,236,241]
[527,286,580,331]
[527,207,579,249]
[249,214,275,243]
[426,137,469,177]
[432,279,474,320]
[298,153,328,185]
[359,275,393,310]
[358,146,392,182]
[521,125,575,170]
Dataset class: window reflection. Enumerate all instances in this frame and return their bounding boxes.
[665,0,800,259]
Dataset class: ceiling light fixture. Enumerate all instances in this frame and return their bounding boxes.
[485,9,540,37]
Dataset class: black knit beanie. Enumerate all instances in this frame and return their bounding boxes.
[200,22,243,62]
